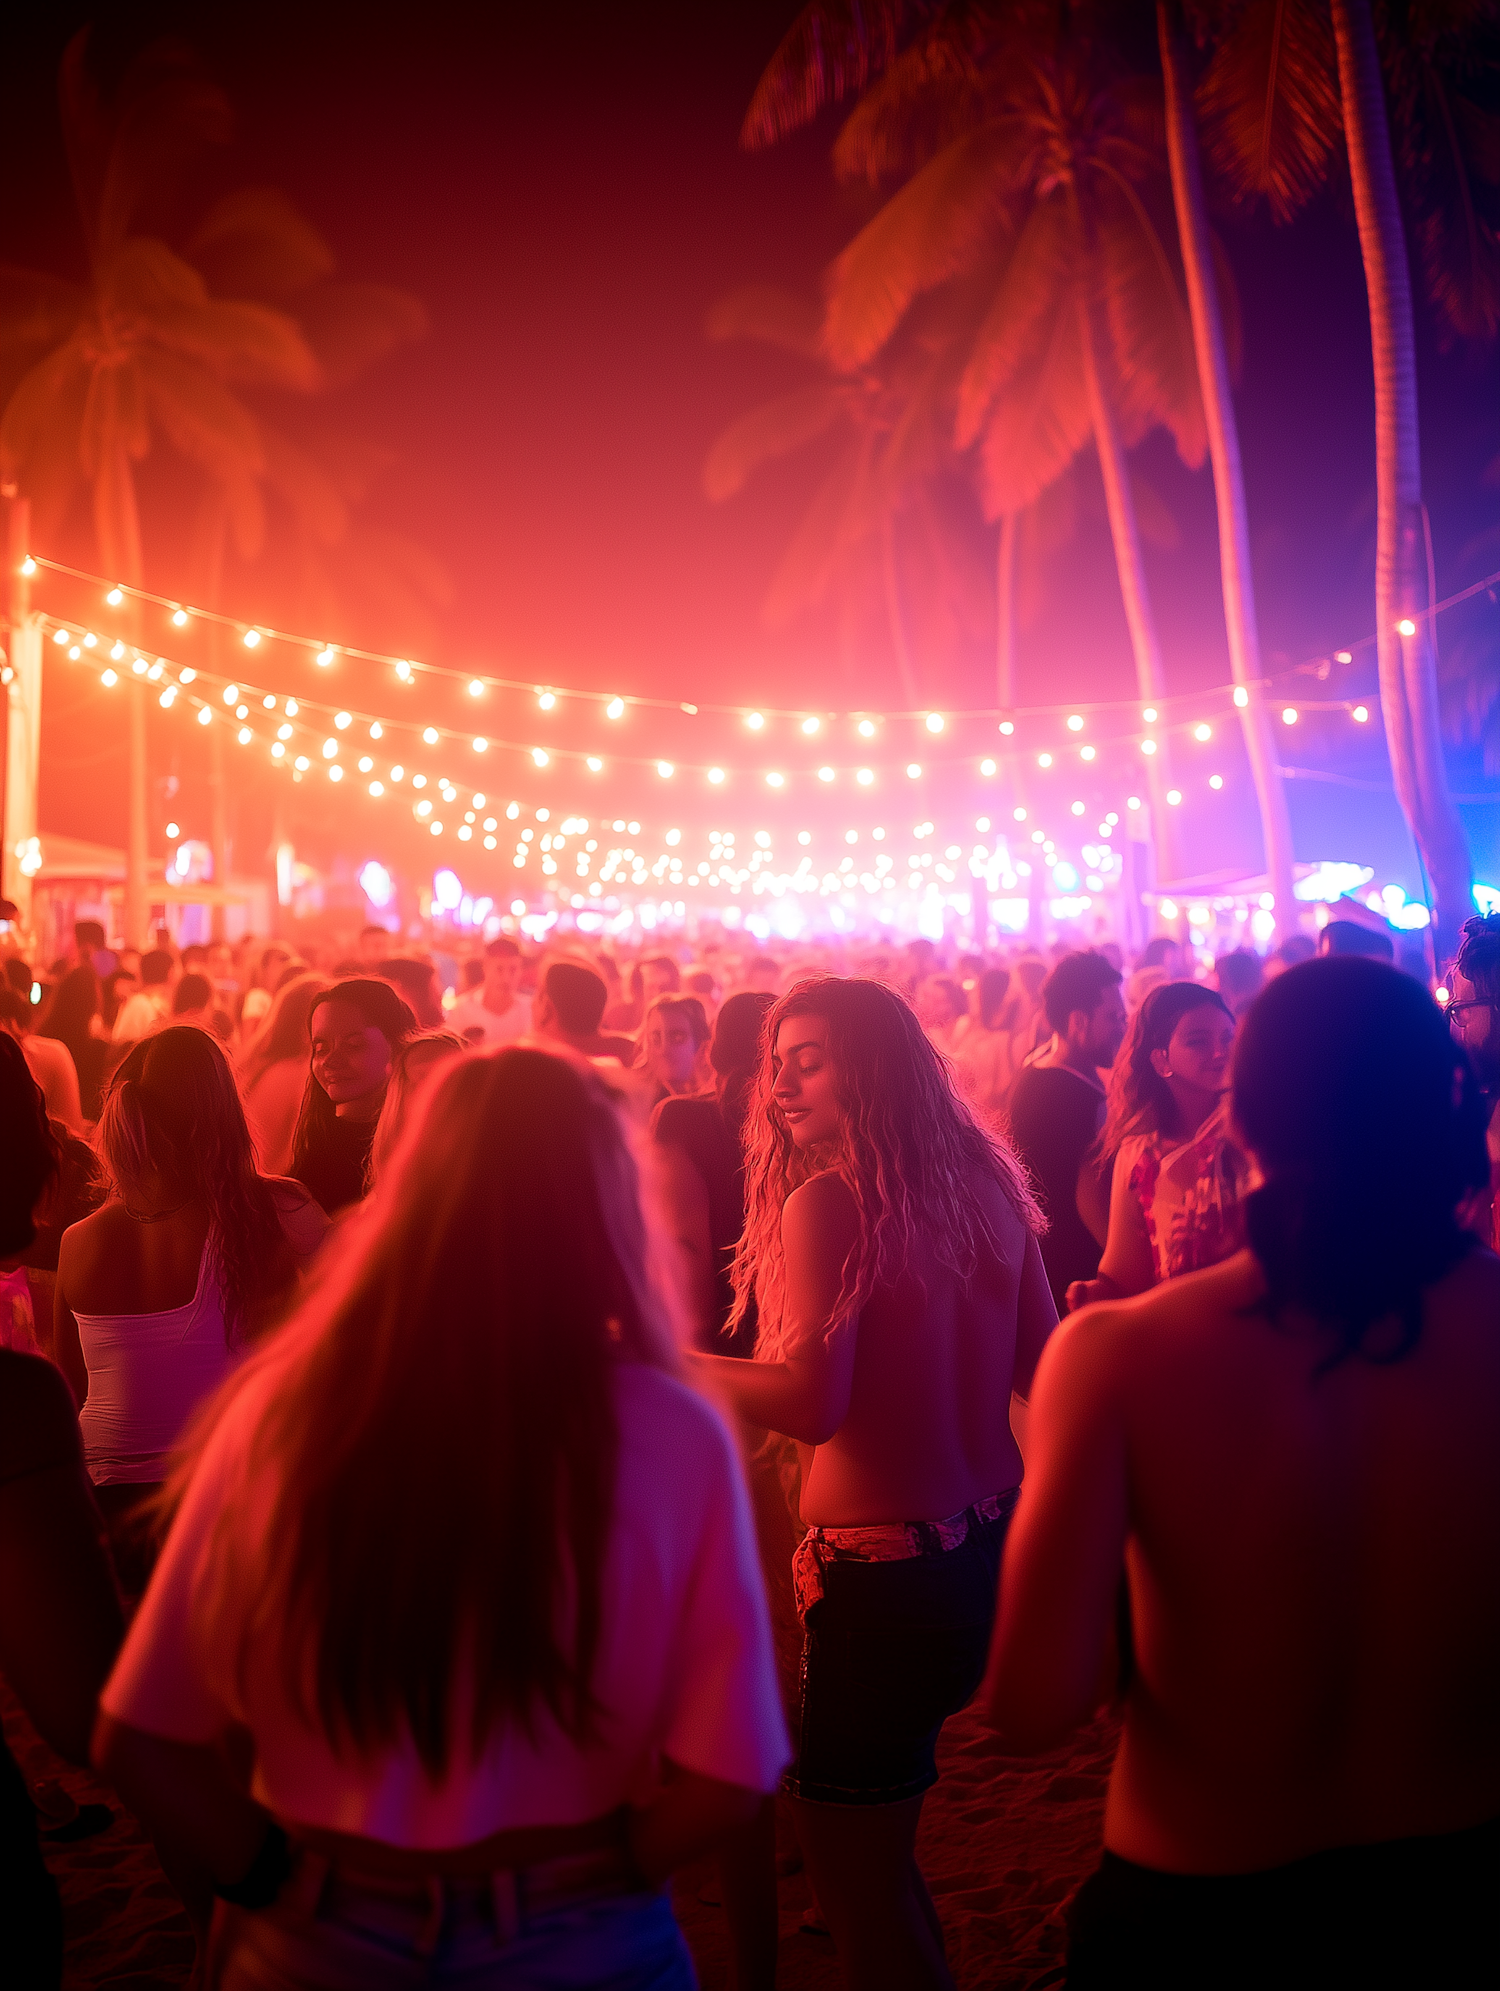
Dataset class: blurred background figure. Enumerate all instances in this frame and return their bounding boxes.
[652,990,773,1352]
[35,963,108,1124]
[953,967,1016,1120]
[914,973,968,1058]
[448,935,530,1045]
[638,994,711,1107]
[1448,912,1500,1250]
[605,952,680,1033]
[1,986,85,1134]
[366,1029,466,1189]
[1213,947,1264,1020]
[375,956,444,1029]
[534,960,637,1064]
[113,951,177,1044]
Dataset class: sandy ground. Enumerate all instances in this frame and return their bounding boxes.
[6,1682,1114,1989]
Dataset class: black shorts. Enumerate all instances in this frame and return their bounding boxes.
[1066,1817,1500,1988]
[786,1495,1015,1807]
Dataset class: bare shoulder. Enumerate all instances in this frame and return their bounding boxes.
[57,1199,128,1272]
[784,1169,859,1231]
[1042,1251,1265,1388]
[265,1177,331,1251]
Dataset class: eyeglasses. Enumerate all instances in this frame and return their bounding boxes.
[1447,999,1497,1027]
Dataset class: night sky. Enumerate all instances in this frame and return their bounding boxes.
[6,0,1499,900]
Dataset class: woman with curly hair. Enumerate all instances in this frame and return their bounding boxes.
[697,976,1056,1990]
[1065,981,1247,1314]
[53,1027,327,1590]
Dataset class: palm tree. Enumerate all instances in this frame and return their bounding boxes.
[0,35,319,945]
[791,4,1207,868]
[1157,0,1298,926]
[1195,0,1489,959]
[703,283,973,705]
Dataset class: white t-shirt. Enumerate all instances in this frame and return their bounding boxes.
[101,1358,789,1846]
[113,987,170,1043]
[446,991,532,1047]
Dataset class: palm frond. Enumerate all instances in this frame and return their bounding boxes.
[833,13,985,186]
[260,427,352,545]
[1130,470,1182,550]
[955,195,1075,445]
[107,241,321,390]
[975,301,1090,515]
[187,188,335,299]
[0,342,87,484]
[742,1,912,149]
[703,387,847,500]
[1093,171,1205,468]
[705,286,823,355]
[80,355,150,479]
[823,121,1019,369]
[0,267,86,362]
[139,348,264,481]
[1197,0,1341,221]
[1396,68,1500,342]
[91,439,143,586]
[763,447,871,625]
[293,283,428,387]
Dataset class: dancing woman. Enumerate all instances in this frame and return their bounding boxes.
[698,976,1057,1990]
[94,1047,788,1988]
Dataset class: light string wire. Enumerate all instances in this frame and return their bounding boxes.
[24,549,1500,727]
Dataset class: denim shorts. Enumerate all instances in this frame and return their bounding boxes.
[786,1491,1016,1807]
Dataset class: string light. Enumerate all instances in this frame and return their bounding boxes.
[1233,686,1249,707]
[1038,753,1053,768]
[857,719,876,738]
[101,668,118,687]
[980,759,996,776]
[1397,617,1417,637]
[1066,714,1084,732]
[906,763,921,779]
[925,714,944,734]
[1352,705,1369,723]
[801,717,820,735]
[746,713,764,730]
[1282,707,1298,725]
[1209,774,1223,789]
[243,629,260,648]
[317,647,335,667]
[1193,723,1212,741]
[538,691,556,710]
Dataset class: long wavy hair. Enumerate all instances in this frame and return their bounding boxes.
[366,1029,465,1188]
[37,963,101,1066]
[240,972,332,1092]
[1099,981,1236,1163]
[1234,958,1487,1363]
[729,976,1042,1356]
[289,979,416,1181]
[217,1047,682,1775]
[97,1027,293,1345]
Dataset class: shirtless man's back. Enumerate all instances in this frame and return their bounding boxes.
[994,1244,1500,1872]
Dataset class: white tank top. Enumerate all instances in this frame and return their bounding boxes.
[76,1245,240,1484]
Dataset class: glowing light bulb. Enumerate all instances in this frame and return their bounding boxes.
[1352,705,1369,723]
[1141,739,1157,756]
[1209,774,1224,789]
[329,765,344,782]
[396,661,412,681]
[1233,686,1249,708]
[538,691,555,710]
[708,767,725,784]
[1066,714,1084,732]
[605,697,625,720]
[746,712,764,730]
[110,640,126,660]
[1336,650,1353,664]
[1014,807,1027,822]
[242,628,259,647]
[657,761,674,778]
[69,644,81,660]
[277,722,293,740]
[1143,706,1157,722]
[1397,617,1416,637]
[587,756,603,772]
[172,608,188,627]
[925,713,944,734]
[423,726,439,745]
[370,781,384,797]
[468,679,484,697]
[1038,753,1053,768]
[533,748,550,767]
[358,755,373,772]
[334,711,352,729]
[101,668,118,687]
[105,586,123,605]
[21,557,36,576]
[1127,795,1141,809]
[82,632,97,649]
[323,738,338,758]
[262,693,275,709]
[369,722,383,740]
[1194,723,1212,741]
[53,629,68,645]
[1081,745,1096,761]
[1167,789,1183,806]
[317,646,335,667]
[817,766,835,782]
[802,716,820,735]
[857,768,874,786]
[980,758,996,776]
[857,719,876,738]
[196,703,210,724]
[1282,707,1298,725]
[473,737,487,753]
[766,771,785,787]
[223,684,238,704]
[295,755,310,770]
[237,726,252,745]
[999,720,1014,735]
[1071,800,1086,816]
[271,741,286,759]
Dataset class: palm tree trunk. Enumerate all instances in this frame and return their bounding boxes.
[996,511,1018,712]
[1074,270,1176,884]
[1331,0,1472,962]
[881,516,921,709]
[1159,1,1299,932]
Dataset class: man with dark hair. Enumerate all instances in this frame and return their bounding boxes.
[532,961,635,1063]
[1450,911,1500,1249]
[1319,917,1395,962]
[448,935,531,1046]
[1214,947,1264,1019]
[1006,950,1127,1312]
[375,957,444,1030]
[112,948,177,1043]
[359,923,393,966]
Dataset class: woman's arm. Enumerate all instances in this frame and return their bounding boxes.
[695,1172,859,1445]
[980,1304,1130,1752]
[1065,1144,1155,1313]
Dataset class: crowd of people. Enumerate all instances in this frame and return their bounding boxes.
[0,899,1497,1989]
